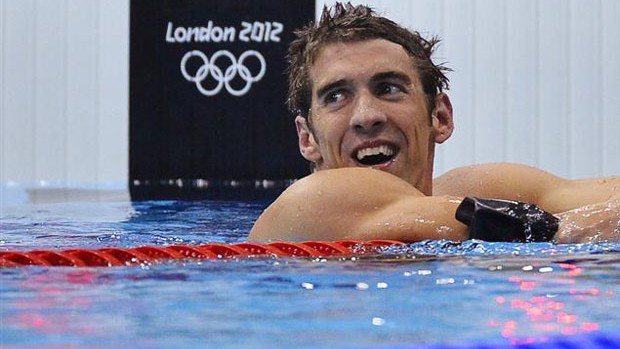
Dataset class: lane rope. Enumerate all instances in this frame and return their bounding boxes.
[0,240,404,268]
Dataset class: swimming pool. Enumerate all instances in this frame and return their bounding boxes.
[2,185,620,348]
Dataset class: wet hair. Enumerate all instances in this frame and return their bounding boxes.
[286,2,450,119]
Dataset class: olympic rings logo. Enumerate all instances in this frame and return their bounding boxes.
[180,49,266,97]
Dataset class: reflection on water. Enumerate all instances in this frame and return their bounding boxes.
[1,187,268,251]
[1,192,620,348]
[2,252,620,348]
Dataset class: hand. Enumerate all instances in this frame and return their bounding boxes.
[554,197,620,243]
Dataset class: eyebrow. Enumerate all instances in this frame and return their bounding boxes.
[370,71,412,86]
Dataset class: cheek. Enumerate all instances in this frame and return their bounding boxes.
[314,117,345,145]
[406,122,432,155]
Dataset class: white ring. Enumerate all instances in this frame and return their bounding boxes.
[179,49,267,97]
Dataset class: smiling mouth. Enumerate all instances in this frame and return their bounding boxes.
[354,144,398,166]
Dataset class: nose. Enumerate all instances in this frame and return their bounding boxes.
[350,93,387,133]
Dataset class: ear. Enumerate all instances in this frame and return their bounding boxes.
[431,93,454,144]
[295,115,323,163]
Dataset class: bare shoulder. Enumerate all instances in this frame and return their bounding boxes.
[433,162,620,213]
[278,167,421,206]
[433,162,564,202]
[249,168,423,241]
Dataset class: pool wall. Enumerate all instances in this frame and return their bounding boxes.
[1,0,619,188]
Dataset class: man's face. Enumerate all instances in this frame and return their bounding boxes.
[296,39,452,193]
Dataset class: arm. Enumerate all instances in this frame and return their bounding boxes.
[434,163,620,243]
[553,192,620,243]
[249,168,468,242]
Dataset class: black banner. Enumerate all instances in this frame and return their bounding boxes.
[129,0,314,200]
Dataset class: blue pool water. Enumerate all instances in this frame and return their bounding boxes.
[2,186,620,348]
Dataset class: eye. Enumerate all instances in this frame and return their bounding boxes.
[375,82,405,96]
[323,89,347,106]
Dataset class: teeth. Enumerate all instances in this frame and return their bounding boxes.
[356,145,394,160]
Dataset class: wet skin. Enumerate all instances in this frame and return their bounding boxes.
[295,39,453,195]
[249,40,620,243]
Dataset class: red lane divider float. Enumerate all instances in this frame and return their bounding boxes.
[0,240,404,268]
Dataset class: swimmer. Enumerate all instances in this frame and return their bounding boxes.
[249,2,619,243]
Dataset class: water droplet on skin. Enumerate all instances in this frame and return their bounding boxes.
[415,218,436,225]
[436,225,453,234]
[377,222,391,230]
